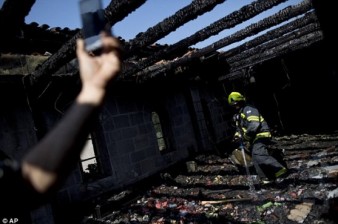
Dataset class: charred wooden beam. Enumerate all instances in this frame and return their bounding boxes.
[229,30,323,70]
[104,0,146,27]
[226,22,321,64]
[0,0,36,40]
[201,0,313,59]
[219,11,318,59]
[132,0,313,82]
[1,22,79,54]
[122,0,289,78]
[221,30,323,80]
[28,0,147,87]
[124,0,226,58]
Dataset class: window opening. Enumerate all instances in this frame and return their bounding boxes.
[152,111,167,152]
[80,134,99,180]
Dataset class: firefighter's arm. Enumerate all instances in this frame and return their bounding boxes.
[232,114,242,142]
[245,120,260,139]
[243,108,261,140]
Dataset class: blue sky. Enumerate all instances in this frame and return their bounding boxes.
[1,0,303,50]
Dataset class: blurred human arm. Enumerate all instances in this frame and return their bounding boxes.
[22,33,121,194]
[76,32,121,105]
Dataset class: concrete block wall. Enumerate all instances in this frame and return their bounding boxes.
[189,84,233,152]
[97,86,198,188]
[56,83,202,213]
[199,87,233,145]
[189,86,212,151]
[0,75,37,160]
[0,78,229,223]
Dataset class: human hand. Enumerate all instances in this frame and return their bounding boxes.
[232,135,241,143]
[232,114,240,123]
[76,32,122,105]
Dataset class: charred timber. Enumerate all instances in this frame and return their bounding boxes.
[139,19,317,82]
[133,0,313,82]
[1,23,79,54]
[225,31,323,80]
[124,0,226,58]
[104,0,146,27]
[122,0,289,78]
[28,0,146,87]
[0,0,36,40]
[227,22,321,63]
[201,0,313,60]
[219,11,318,59]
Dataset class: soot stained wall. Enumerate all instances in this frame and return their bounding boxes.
[97,82,198,186]
[229,42,338,135]
[0,75,37,160]
[52,81,206,221]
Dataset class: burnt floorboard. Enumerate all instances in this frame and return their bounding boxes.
[83,133,338,224]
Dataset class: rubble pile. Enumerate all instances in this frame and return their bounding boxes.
[85,133,338,224]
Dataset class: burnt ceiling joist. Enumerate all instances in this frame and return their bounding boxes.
[0,0,78,55]
[27,0,227,87]
[27,0,289,86]
[124,0,227,58]
[220,11,318,59]
[122,0,289,79]
[230,31,322,71]
[198,0,313,58]
[26,0,147,87]
[221,31,323,80]
[0,0,329,90]
[226,22,320,64]
[0,23,79,54]
[0,0,35,39]
[130,0,314,82]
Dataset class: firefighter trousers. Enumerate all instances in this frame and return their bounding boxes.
[251,139,286,180]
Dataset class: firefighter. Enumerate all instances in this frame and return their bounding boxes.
[228,91,287,184]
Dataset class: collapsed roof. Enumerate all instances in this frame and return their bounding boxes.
[0,0,332,89]
[1,1,338,223]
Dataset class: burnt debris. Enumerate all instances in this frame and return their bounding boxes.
[84,133,338,224]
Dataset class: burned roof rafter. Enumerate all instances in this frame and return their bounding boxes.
[129,0,314,82]
[219,10,318,59]
[230,30,323,70]
[27,0,147,87]
[0,0,36,39]
[1,0,327,90]
[222,30,323,80]
[27,0,227,87]
[203,0,313,59]
[0,23,80,54]
[124,0,227,58]
[122,0,290,79]
[226,22,321,64]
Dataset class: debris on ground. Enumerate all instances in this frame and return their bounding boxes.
[84,133,338,224]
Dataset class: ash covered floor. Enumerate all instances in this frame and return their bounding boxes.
[85,133,338,224]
